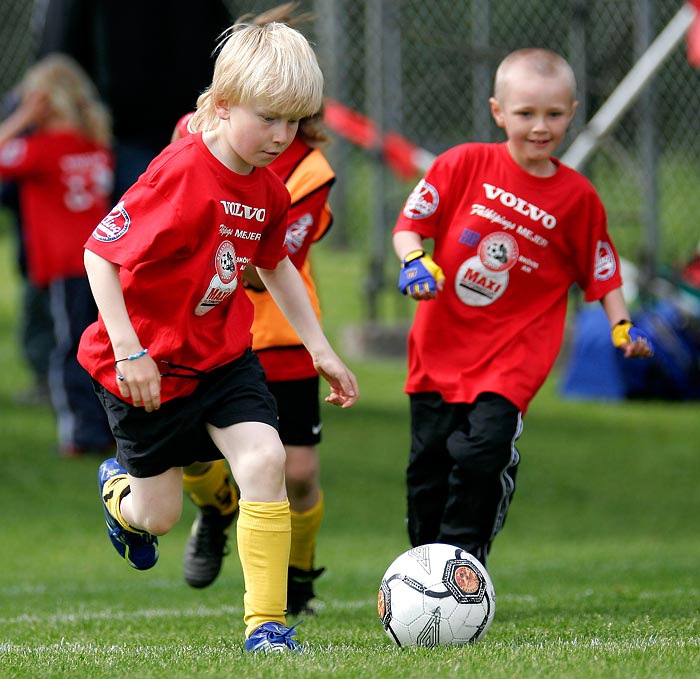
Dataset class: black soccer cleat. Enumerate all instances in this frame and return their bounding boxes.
[287,566,326,616]
[183,508,236,588]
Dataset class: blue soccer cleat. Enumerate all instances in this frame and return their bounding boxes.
[98,458,159,570]
[244,621,302,653]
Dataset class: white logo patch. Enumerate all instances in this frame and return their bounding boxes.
[194,240,239,315]
[403,179,439,219]
[455,256,508,307]
[594,240,616,281]
[285,213,313,254]
[215,240,237,283]
[93,201,130,242]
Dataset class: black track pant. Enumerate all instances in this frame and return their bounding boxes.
[407,391,522,566]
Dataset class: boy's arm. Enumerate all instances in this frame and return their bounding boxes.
[393,230,445,299]
[83,249,162,411]
[256,257,358,408]
[393,229,426,261]
[600,287,653,359]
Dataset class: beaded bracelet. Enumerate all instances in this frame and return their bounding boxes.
[114,348,149,381]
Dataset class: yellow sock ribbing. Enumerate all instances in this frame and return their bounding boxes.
[237,500,291,637]
[183,459,238,516]
[289,492,324,572]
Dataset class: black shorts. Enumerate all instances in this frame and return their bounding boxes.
[267,376,321,446]
[93,348,278,477]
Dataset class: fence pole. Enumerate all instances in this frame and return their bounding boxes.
[365,0,385,321]
[636,0,660,290]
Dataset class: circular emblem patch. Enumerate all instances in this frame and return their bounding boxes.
[403,180,439,219]
[478,232,519,272]
[92,201,130,242]
[455,256,508,307]
[215,240,237,283]
[594,240,616,281]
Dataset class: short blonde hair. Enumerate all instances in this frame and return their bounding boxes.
[493,48,576,104]
[20,53,112,146]
[190,21,323,132]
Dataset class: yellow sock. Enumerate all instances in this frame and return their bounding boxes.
[289,492,324,572]
[183,459,238,516]
[237,500,290,637]
[101,474,138,532]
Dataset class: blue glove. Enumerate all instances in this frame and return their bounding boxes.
[611,320,654,355]
[398,250,445,296]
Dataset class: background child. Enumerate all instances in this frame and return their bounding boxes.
[0,53,114,456]
[79,20,357,653]
[175,3,335,618]
[393,48,652,568]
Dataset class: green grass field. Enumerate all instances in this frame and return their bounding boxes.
[0,225,698,679]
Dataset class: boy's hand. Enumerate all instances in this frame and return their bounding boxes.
[115,351,162,411]
[398,250,445,299]
[611,320,654,359]
[312,353,359,409]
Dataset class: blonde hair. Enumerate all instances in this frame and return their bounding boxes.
[189,20,324,133]
[493,48,576,104]
[237,3,329,147]
[20,53,112,146]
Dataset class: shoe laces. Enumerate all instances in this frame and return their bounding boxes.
[266,621,302,650]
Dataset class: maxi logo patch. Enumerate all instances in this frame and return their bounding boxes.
[455,256,508,307]
[195,240,239,316]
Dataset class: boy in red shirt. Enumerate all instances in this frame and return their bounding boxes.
[80,20,358,653]
[393,48,652,568]
[176,111,335,617]
[174,5,337,618]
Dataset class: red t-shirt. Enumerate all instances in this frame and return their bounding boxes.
[170,116,336,382]
[0,130,113,286]
[78,132,290,402]
[393,142,623,413]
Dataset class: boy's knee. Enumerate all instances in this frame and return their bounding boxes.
[447,429,515,474]
[285,446,318,488]
[251,444,287,473]
[137,506,182,536]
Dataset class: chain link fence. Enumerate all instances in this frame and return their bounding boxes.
[2,0,700,320]
[0,1,42,97]
[311,0,700,320]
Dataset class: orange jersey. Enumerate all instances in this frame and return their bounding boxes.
[248,135,335,381]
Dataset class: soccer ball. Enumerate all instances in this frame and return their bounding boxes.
[377,543,495,647]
